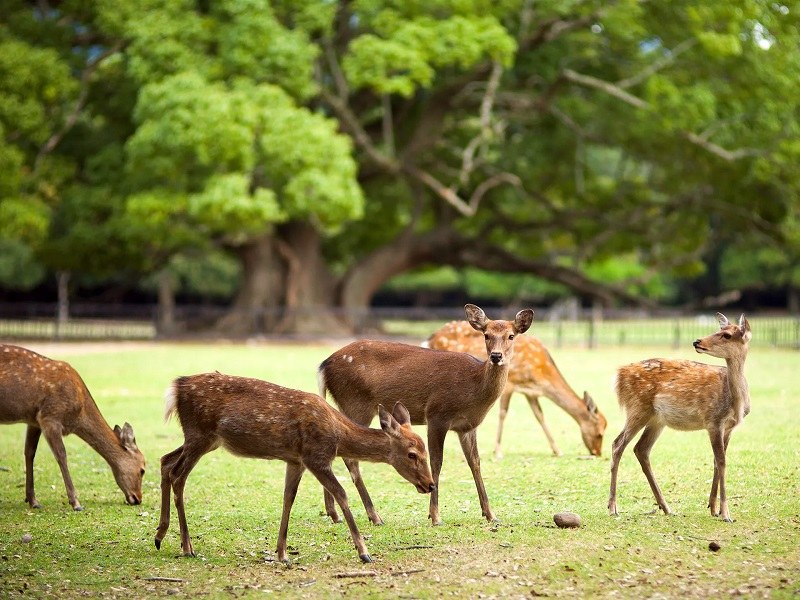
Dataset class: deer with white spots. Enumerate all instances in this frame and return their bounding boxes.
[155,372,434,563]
[608,313,752,522]
[0,344,145,510]
[318,304,534,526]
[426,320,606,458]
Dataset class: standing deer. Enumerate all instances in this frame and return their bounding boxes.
[426,320,606,458]
[608,313,752,522]
[155,372,434,563]
[318,304,534,526]
[0,344,145,510]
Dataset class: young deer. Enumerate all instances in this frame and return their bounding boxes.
[0,344,145,510]
[318,304,534,526]
[608,313,752,522]
[155,372,434,563]
[426,320,606,458]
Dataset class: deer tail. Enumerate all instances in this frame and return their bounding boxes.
[317,360,329,400]
[163,380,179,423]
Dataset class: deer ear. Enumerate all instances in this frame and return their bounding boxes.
[739,314,752,341]
[116,422,138,451]
[716,313,730,329]
[378,404,399,434]
[583,391,597,415]
[514,309,534,334]
[465,304,488,332]
[392,402,411,426]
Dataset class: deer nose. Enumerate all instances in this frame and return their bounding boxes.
[490,352,503,364]
[692,339,701,347]
[428,483,436,492]
[127,494,141,505]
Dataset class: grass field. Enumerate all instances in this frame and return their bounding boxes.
[0,339,798,598]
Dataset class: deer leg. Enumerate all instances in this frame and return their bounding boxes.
[24,425,42,509]
[632,423,670,515]
[323,488,341,523]
[170,440,215,557]
[343,458,383,525]
[39,420,82,511]
[308,463,372,563]
[426,425,448,525]
[276,462,305,564]
[708,428,733,518]
[494,390,512,460]
[155,446,184,550]
[526,393,562,457]
[458,428,496,523]
[608,415,648,516]
[709,428,732,522]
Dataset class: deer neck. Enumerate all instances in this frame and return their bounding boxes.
[73,401,126,469]
[724,353,750,424]
[334,415,393,462]
[478,360,510,408]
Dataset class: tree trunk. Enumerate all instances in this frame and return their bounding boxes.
[273,221,350,335]
[156,269,176,337]
[215,235,285,335]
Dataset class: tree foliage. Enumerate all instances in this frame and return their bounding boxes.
[1,0,799,328]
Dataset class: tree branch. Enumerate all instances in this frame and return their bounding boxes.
[615,38,697,89]
[35,42,123,172]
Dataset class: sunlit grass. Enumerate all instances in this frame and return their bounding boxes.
[0,340,797,598]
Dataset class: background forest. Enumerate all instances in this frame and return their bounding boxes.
[1,0,800,334]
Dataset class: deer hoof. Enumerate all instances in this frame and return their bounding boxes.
[73,505,84,512]
[359,554,373,563]
[154,538,162,550]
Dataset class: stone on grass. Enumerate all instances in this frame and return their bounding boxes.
[553,512,581,529]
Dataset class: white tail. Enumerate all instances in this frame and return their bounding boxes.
[426,320,607,458]
[0,344,145,510]
[155,372,434,563]
[318,304,534,525]
[608,313,752,522]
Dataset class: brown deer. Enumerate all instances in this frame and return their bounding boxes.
[318,304,534,526]
[426,320,606,458]
[608,313,752,522]
[154,372,434,563]
[0,344,145,510]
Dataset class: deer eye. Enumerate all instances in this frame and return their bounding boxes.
[140,468,145,476]
[508,334,515,340]
[408,451,418,460]
[484,334,489,341]
[722,332,732,339]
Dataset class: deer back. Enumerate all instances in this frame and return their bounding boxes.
[169,373,341,462]
[615,359,729,431]
[0,345,88,427]
[319,340,496,425]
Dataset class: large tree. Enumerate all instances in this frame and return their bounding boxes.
[1,0,799,333]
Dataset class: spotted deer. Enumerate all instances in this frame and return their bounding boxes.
[608,313,752,522]
[155,372,433,563]
[426,320,606,458]
[318,304,534,526]
[0,344,145,510]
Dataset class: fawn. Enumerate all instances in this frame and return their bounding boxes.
[0,344,145,510]
[318,304,533,525]
[608,313,752,521]
[155,372,434,563]
[426,320,606,457]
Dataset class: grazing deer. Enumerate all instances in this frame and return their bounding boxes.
[608,313,752,522]
[426,320,606,458]
[0,344,145,510]
[154,372,434,563]
[318,304,534,526]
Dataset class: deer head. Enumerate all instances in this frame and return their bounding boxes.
[378,403,435,494]
[693,313,752,360]
[465,304,534,366]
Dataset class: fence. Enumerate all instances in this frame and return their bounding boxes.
[0,303,798,349]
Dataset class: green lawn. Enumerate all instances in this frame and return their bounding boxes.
[0,340,798,598]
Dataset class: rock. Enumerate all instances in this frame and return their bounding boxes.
[21,534,32,543]
[708,541,721,552]
[553,512,581,529]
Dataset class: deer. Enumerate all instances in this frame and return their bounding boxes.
[425,320,607,458]
[608,313,752,522]
[0,344,145,510]
[154,372,434,564]
[318,304,534,526]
